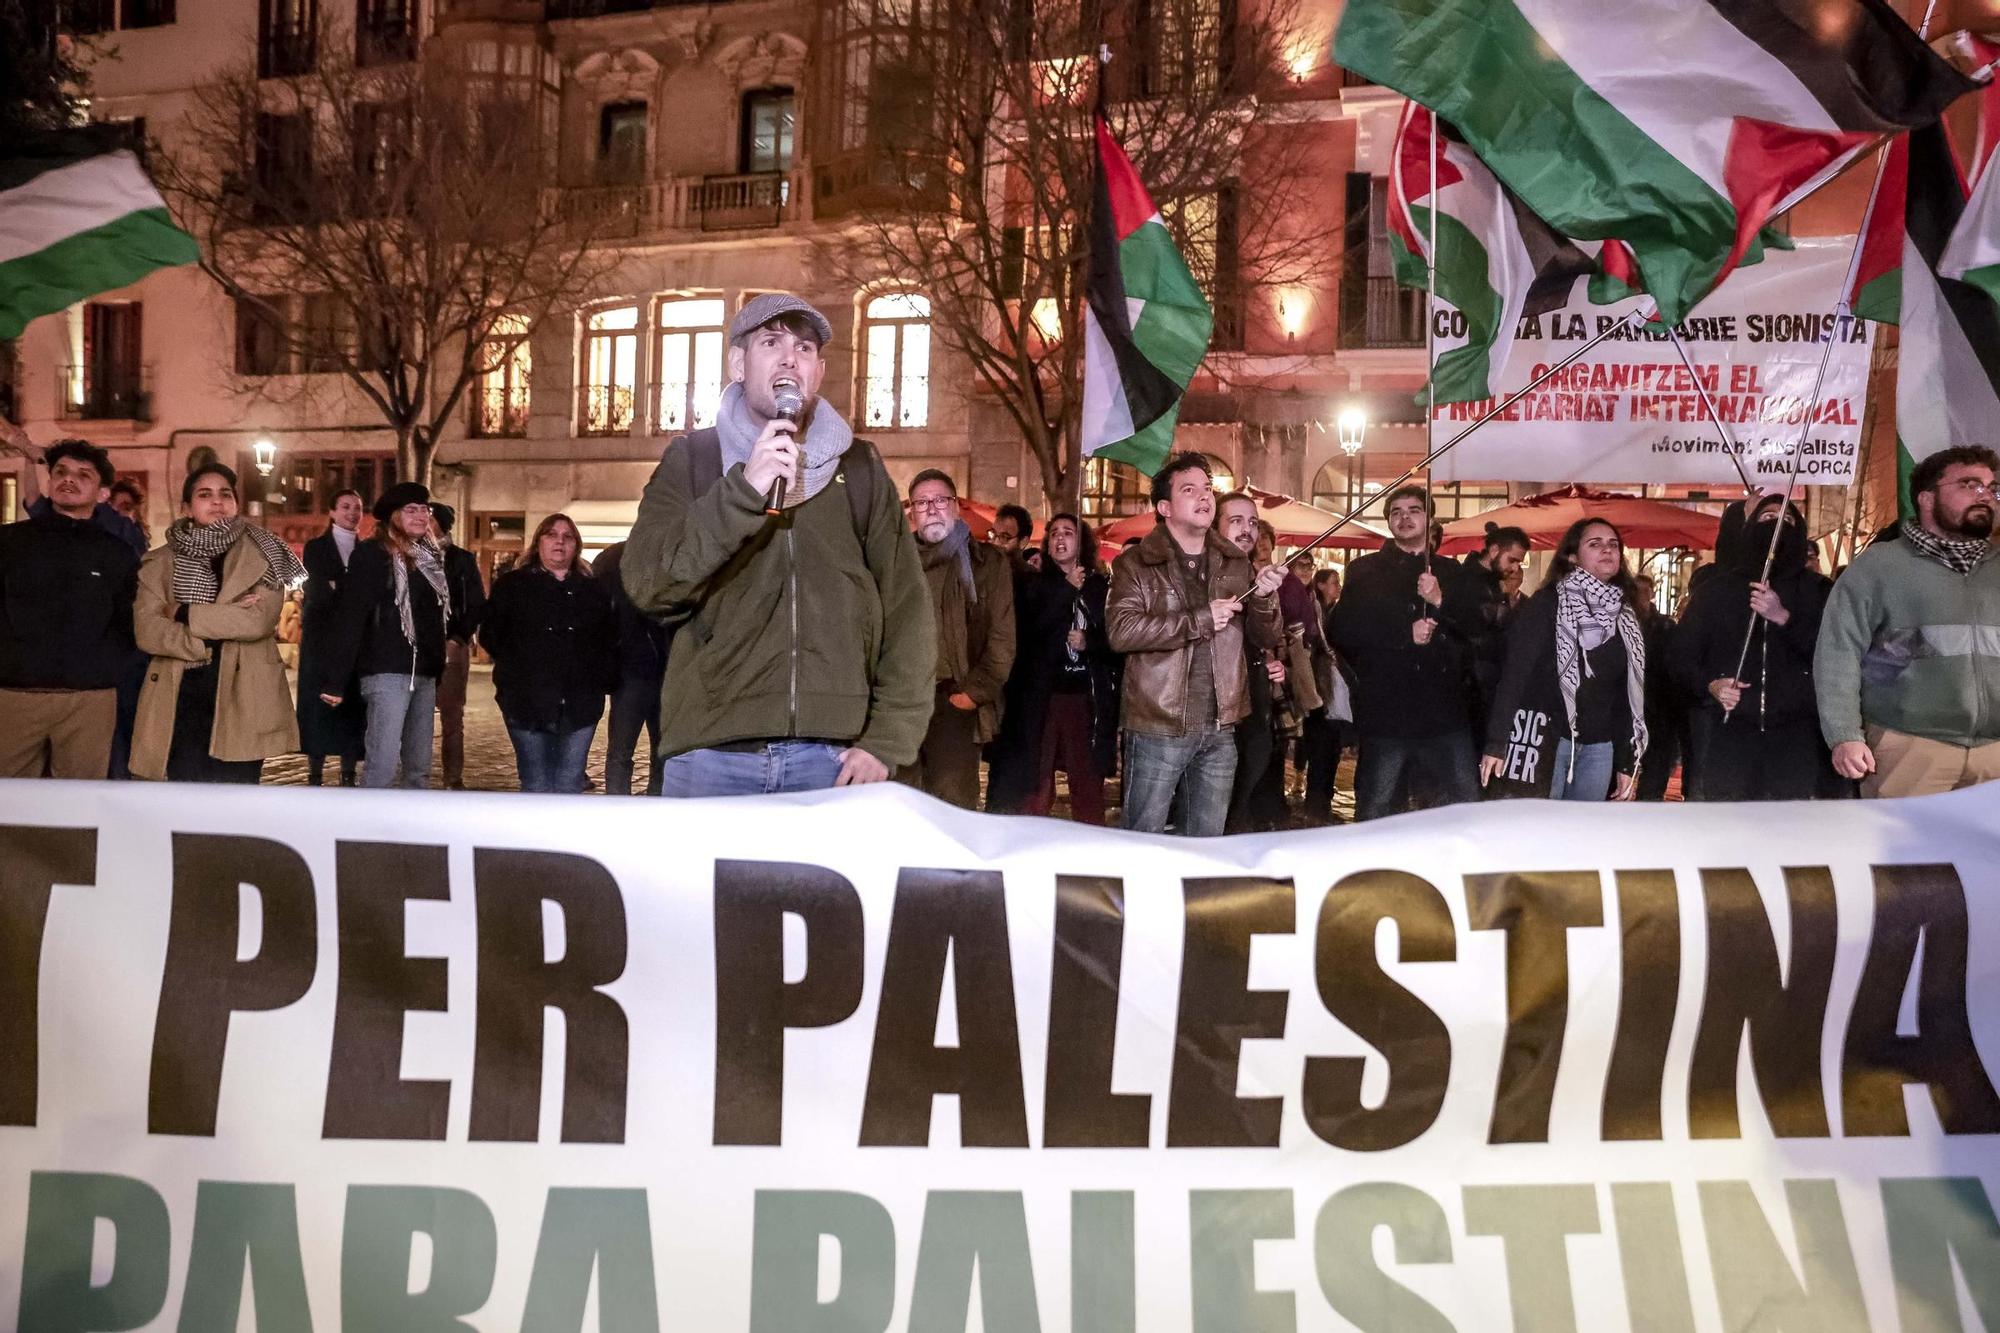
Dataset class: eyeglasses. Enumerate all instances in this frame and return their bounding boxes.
[1943,478,1999,498]
[911,497,958,513]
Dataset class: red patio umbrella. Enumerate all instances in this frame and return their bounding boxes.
[1436,484,1720,555]
[1095,486,1391,550]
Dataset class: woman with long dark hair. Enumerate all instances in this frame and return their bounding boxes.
[1479,517,1647,801]
[131,463,305,782]
[479,513,618,793]
[319,482,451,789]
[985,513,1119,822]
[296,487,367,785]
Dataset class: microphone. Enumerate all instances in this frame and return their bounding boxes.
[765,381,805,516]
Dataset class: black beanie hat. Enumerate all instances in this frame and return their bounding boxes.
[372,481,431,523]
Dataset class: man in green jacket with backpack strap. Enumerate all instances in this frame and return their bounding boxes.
[623,294,935,796]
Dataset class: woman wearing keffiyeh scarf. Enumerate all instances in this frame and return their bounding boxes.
[1480,519,1648,802]
[129,463,302,782]
[316,482,453,790]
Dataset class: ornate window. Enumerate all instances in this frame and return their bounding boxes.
[579,305,639,436]
[654,297,726,434]
[471,314,531,438]
[1080,457,1149,524]
[860,291,930,429]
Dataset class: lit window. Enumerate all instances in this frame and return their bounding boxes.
[861,292,930,430]
[471,314,531,438]
[1080,457,1148,523]
[580,305,639,436]
[655,297,726,434]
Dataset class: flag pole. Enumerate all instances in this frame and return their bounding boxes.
[1720,134,1892,721]
[1663,329,1758,491]
[1235,304,1655,596]
[1425,107,1442,595]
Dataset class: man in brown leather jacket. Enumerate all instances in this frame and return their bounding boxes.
[1108,453,1284,835]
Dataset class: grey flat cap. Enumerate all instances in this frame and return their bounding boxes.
[729,293,834,347]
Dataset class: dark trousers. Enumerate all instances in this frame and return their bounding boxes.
[1229,709,1282,834]
[437,639,471,786]
[605,674,663,796]
[1354,731,1478,822]
[1687,712,1825,802]
[166,665,263,784]
[900,688,983,809]
[1636,711,1681,801]
[1301,714,1351,821]
[1023,691,1105,824]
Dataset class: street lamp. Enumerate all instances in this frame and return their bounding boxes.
[252,437,276,477]
[1336,406,1367,457]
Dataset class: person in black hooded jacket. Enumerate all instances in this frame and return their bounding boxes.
[1669,492,1833,800]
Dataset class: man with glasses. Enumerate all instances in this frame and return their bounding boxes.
[903,469,1015,807]
[1818,445,2000,797]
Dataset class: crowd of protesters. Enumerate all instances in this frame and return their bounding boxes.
[6,299,2000,831]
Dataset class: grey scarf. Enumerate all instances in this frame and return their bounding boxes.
[390,535,451,651]
[919,518,977,600]
[715,381,854,508]
[166,517,306,604]
[1554,569,1648,774]
[1901,518,1996,576]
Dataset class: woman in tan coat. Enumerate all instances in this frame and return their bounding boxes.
[132,463,305,782]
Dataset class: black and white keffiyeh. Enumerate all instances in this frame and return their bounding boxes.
[391,536,451,649]
[1554,568,1648,770]
[1901,518,1996,576]
[166,518,306,604]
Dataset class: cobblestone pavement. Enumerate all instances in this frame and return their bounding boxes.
[261,666,1363,822]
[262,667,656,794]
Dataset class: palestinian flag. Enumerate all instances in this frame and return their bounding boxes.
[1336,0,1976,326]
[1848,120,2000,514]
[0,125,198,340]
[1081,115,1212,476]
[1940,40,2000,306]
[1389,104,1642,403]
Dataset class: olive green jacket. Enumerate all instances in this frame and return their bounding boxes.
[623,429,936,767]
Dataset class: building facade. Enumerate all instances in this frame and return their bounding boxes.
[2,0,1884,580]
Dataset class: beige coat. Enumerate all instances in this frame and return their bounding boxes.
[131,537,300,779]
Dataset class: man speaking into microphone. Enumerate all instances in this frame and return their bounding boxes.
[624,294,935,796]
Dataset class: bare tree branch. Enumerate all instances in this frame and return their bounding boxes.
[156,19,615,485]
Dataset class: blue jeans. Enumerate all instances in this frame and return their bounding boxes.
[658,741,848,797]
[360,673,437,790]
[1121,727,1237,836]
[1353,731,1479,821]
[1550,738,1615,801]
[507,722,597,794]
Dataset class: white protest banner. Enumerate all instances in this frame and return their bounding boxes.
[4,779,2000,1331]
[1432,237,1877,486]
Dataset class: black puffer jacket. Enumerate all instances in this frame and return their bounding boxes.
[479,564,618,733]
[320,540,449,686]
[1329,543,1483,738]
[0,508,140,690]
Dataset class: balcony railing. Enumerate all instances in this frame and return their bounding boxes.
[545,0,695,17]
[1339,67,1377,88]
[577,384,635,437]
[60,365,153,422]
[1346,276,1425,349]
[260,18,316,78]
[548,169,805,239]
[356,6,417,65]
[469,385,530,438]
